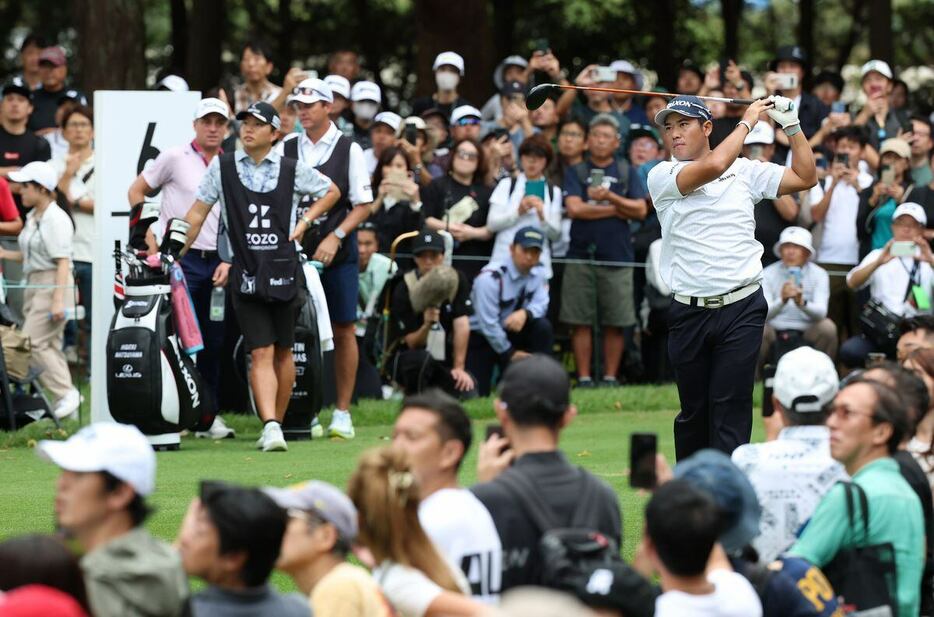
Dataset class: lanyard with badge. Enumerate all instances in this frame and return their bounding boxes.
[901,257,931,310]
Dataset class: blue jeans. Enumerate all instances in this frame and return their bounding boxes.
[180,251,226,401]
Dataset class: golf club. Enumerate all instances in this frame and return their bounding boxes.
[525,83,757,111]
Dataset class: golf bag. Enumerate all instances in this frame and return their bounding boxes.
[106,248,215,436]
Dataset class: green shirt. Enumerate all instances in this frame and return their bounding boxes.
[788,457,924,617]
[357,252,396,331]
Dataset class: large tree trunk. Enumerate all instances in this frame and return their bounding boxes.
[798,0,815,71]
[277,0,294,78]
[835,0,868,69]
[491,0,517,73]
[722,0,744,61]
[649,0,678,90]
[868,0,893,64]
[73,0,146,90]
[186,0,226,92]
[169,0,188,74]
[414,0,493,105]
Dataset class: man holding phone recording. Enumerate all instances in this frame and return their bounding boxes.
[841,203,934,368]
[647,93,817,460]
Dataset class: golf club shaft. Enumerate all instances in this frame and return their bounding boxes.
[551,83,756,106]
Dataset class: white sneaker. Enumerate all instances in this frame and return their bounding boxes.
[327,410,355,440]
[195,416,236,440]
[53,388,80,421]
[310,416,324,439]
[262,422,288,452]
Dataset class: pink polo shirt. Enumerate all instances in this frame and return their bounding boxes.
[142,142,220,251]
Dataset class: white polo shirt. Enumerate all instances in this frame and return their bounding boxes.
[648,157,785,297]
[274,121,373,205]
[847,251,934,317]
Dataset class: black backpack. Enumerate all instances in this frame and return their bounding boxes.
[498,469,656,617]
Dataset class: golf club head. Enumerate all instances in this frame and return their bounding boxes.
[525,83,560,111]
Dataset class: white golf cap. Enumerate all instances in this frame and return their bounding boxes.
[403,115,428,131]
[879,137,911,160]
[893,202,928,226]
[195,97,230,120]
[609,59,644,89]
[156,74,189,92]
[744,121,775,145]
[351,80,381,103]
[373,111,403,133]
[37,423,156,496]
[450,104,482,125]
[433,51,465,75]
[773,347,839,413]
[289,78,333,105]
[9,161,58,192]
[773,226,815,258]
[323,74,351,99]
[861,59,893,81]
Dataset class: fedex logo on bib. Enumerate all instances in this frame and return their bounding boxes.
[245,202,279,248]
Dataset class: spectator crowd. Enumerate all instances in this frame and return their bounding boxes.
[2,33,934,617]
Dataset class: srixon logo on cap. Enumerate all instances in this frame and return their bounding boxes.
[670,100,693,108]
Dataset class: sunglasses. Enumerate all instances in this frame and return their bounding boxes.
[455,150,479,160]
[455,117,481,127]
[292,86,328,99]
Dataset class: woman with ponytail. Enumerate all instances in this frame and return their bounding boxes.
[347,447,485,617]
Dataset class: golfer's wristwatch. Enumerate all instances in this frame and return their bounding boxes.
[333,227,347,246]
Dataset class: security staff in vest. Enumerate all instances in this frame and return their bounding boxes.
[278,77,374,441]
[467,226,553,396]
[647,94,817,460]
[169,101,340,453]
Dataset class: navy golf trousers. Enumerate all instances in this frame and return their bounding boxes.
[667,288,767,461]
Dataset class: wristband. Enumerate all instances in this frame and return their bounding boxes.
[737,120,753,133]
[783,123,802,137]
[300,215,312,227]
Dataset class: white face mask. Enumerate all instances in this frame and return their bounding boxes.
[436,72,460,92]
[353,101,379,121]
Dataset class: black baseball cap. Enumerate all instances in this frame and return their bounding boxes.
[770,45,808,71]
[57,89,87,106]
[627,123,661,146]
[654,95,712,125]
[236,101,281,130]
[498,354,570,426]
[2,78,32,100]
[513,226,545,249]
[500,80,526,98]
[412,229,445,255]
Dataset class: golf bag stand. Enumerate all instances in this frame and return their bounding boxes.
[106,252,214,450]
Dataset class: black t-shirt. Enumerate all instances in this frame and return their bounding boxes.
[755,199,793,267]
[411,95,472,122]
[389,267,471,362]
[421,175,493,275]
[471,451,622,592]
[0,126,52,215]
[26,86,68,132]
[370,199,421,255]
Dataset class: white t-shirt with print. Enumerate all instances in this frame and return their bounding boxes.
[418,488,503,604]
[647,157,785,297]
[655,569,763,617]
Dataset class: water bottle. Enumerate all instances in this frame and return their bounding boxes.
[210,286,226,322]
[54,306,86,321]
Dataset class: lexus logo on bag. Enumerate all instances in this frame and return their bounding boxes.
[114,363,142,379]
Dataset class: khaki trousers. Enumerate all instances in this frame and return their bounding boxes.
[22,269,75,402]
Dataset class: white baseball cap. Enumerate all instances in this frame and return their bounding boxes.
[289,78,333,105]
[609,59,644,90]
[323,74,351,100]
[373,111,403,133]
[893,202,928,226]
[773,347,839,413]
[155,74,189,92]
[861,59,893,81]
[450,104,482,125]
[433,51,465,75]
[351,80,381,103]
[9,161,58,192]
[401,115,428,135]
[773,226,815,258]
[195,97,230,120]
[744,121,775,145]
[37,423,156,496]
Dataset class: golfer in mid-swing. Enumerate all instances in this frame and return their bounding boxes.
[647,94,817,460]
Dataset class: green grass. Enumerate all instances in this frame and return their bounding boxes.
[0,383,766,590]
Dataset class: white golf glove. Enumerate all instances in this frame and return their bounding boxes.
[766,95,801,135]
